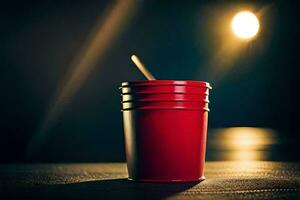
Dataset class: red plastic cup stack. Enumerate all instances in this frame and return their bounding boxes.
[120,80,212,182]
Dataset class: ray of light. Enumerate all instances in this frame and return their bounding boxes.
[27,0,139,156]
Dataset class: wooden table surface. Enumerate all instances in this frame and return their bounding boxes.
[1,162,300,199]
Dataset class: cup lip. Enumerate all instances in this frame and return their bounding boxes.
[121,107,210,111]
[121,93,208,96]
[121,91,210,95]
[121,101,209,111]
[121,94,209,101]
[121,80,212,89]
[121,99,210,103]
[120,86,210,95]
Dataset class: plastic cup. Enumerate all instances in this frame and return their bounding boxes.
[120,80,211,182]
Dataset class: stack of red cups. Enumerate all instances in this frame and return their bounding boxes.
[120,80,212,182]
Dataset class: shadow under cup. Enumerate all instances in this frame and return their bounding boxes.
[120,80,212,182]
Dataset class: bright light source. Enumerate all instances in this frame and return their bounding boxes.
[231,11,260,39]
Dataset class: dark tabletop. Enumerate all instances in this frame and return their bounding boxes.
[1,162,300,200]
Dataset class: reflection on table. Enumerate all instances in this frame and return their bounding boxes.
[206,127,298,161]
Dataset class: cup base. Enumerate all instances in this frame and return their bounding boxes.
[127,176,205,183]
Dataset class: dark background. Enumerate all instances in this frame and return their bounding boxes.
[0,0,298,163]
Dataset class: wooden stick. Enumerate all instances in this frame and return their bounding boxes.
[131,55,156,80]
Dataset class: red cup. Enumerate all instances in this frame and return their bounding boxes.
[121,80,211,182]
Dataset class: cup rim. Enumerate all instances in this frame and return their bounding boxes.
[121,91,210,95]
[121,80,212,89]
[121,99,210,103]
[121,101,209,111]
[121,94,210,102]
[121,107,210,111]
[121,93,208,96]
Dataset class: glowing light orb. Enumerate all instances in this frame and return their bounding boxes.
[231,11,260,39]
